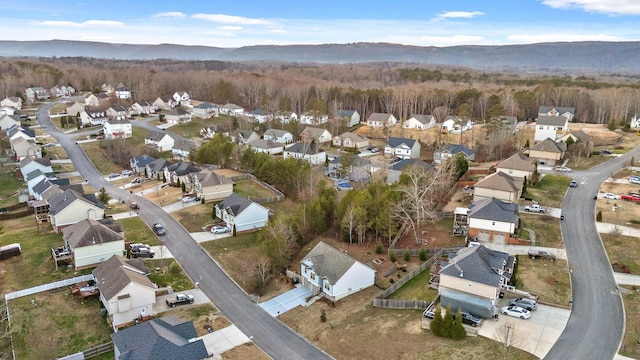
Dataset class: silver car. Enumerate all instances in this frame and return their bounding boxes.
[509,297,537,311]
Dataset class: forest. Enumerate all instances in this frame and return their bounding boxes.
[1,57,640,127]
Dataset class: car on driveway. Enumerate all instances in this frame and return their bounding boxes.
[603,193,619,200]
[131,177,144,184]
[211,225,229,234]
[528,248,557,261]
[369,147,379,153]
[453,311,483,327]
[152,223,166,236]
[108,173,120,179]
[509,297,537,311]
[121,170,133,176]
[42,143,56,147]
[501,305,531,319]
[181,196,198,203]
[554,166,572,172]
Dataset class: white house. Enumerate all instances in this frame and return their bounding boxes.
[93,255,156,329]
[0,114,21,131]
[145,131,175,152]
[283,142,327,165]
[48,189,105,233]
[164,107,192,124]
[62,219,126,270]
[0,106,14,117]
[19,156,52,182]
[403,114,436,130]
[538,106,575,122]
[263,129,293,144]
[171,139,197,160]
[1,96,23,110]
[50,85,76,98]
[248,109,273,124]
[214,193,270,233]
[467,197,519,243]
[534,116,569,143]
[103,119,132,139]
[630,115,640,129]
[366,113,397,127]
[336,110,361,127]
[79,109,108,127]
[300,111,329,125]
[25,87,49,102]
[441,116,472,133]
[246,138,285,155]
[191,102,218,118]
[115,86,132,99]
[274,111,298,124]
[130,101,156,116]
[172,91,191,106]
[384,137,421,159]
[219,103,244,116]
[300,241,376,302]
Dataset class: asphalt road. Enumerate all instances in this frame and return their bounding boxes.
[545,150,640,360]
[36,102,333,360]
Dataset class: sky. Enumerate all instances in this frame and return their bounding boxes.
[1,0,640,48]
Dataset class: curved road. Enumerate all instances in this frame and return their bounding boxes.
[36,102,332,360]
[546,149,640,359]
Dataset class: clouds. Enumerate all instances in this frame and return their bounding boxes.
[436,11,484,20]
[152,12,186,19]
[37,20,124,28]
[542,0,640,15]
[191,13,273,26]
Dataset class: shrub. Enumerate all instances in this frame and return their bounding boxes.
[169,262,180,275]
[596,211,603,222]
[403,250,411,261]
[430,306,444,336]
[451,309,467,340]
[375,241,383,254]
[389,278,394,284]
[418,247,427,261]
[320,309,327,322]
[389,252,397,262]
[441,305,454,338]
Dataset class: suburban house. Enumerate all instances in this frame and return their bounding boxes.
[332,132,370,150]
[172,91,191,106]
[7,125,36,143]
[433,144,476,164]
[231,129,260,145]
[300,111,329,125]
[103,119,132,139]
[438,245,515,319]
[337,109,361,127]
[283,142,327,165]
[171,139,197,160]
[65,101,85,117]
[145,131,175,152]
[441,116,473,133]
[472,172,524,203]
[528,138,567,166]
[145,158,172,179]
[466,197,519,244]
[85,93,110,108]
[25,87,50,102]
[0,114,21,130]
[130,101,156,116]
[111,318,208,360]
[388,159,432,184]
[200,124,230,140]
[631,115,640,129]
[248,109,273,123]
[101,82,125,94]
[214,193,270,233]
[0,106,14,117]
[164,161,200,185]
[32,178,63,202]
[300,241,376,302]
[219,103,244,116]
[48,189,105,233]
[93,255,156,329]
[403,114,436,130]
[366,113,397,127]
[50,85,76,98]
[538,106,575,122]
[129,155,156,175]
[164,107,192,124]
[191,102,218,118]
[300,127,332,144]
[263,129,294,144]
[115,86,132,99]
[19,156,52,182]
[26,169,53,197]
[384,137,421,159]
[184,169,234,202]
[557,129,593,155]
[328,155,371,182]
[1,96,23,109]
[11,137,41,160]
[61,219,126,270]
[534,116,569,143]
[105,106,129,120]
[153,96,176,110]
[274,111,298,124]
[498,116,518,135]
[80,109,108,127]
[496,152,536,180]
[246,138,285,155]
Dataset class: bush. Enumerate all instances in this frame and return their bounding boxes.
[389,278,394,284]
[403,250,411,261]
[441,305,454,338]
[389,252,397,262]
[430,306,444,336]
[320,309,327,322]
[596,211,603,222]
[169,262,180,275]
[451,309,467,340]
[375,241,383,254]
[418,247,427,261]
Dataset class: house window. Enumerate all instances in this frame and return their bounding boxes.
[310,273,316,280]
[324,282,330,290]
[539,126,544,130]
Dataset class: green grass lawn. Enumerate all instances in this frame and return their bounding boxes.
[165,117,212,138]
[526,174,572,208]
[146,259,194,290]
[519,213,563,248]
[386,268,439,301]
[0,169,23,206]
[234,178,279,199]
[119,217,161,246]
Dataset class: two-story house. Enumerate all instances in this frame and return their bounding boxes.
[172,91,191,106]
[283,142,327,165]
[473,172,524,203]
[49,85,76,98]
[25,87,50,102]
[336,110,361,127]
[263,129,293,144]
[191,102,218,118]
[103,119,132,139]
[214,193,270,233]
[145,131,175,152]
[467,197,519,244]
[1,96,23,110]
[105,106,129,120]
[433,144,475,164]
[85,93,110,108]
[366,113,397,128]
[332,132,369,150]
[384,137,421,159]
[165,107,192,124]
[534,116,569,143]
[184,169,234,202]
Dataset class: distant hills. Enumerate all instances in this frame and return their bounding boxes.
[2,39,640,73]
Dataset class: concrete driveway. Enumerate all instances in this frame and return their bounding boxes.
[153,288,210,313]
[479,300,570,358]
[259,285,312,317]
[198,325,251,357]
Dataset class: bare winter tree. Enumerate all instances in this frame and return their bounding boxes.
[342,203,358,244]
[254,257,272,295]
[493,321,526,360]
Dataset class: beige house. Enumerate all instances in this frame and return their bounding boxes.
[300,127,332,144]
[528,138,567,166]
[332,132,370,150]
[1,96,23,109]
[62,219,125,270]
[93,255,156,329]
[11,137,41,160]
[496,152,536,180]
[0,114,21,131]
[85,93,110,107]
[184,169,234,202]
[165,107,192,124]
[473,171,523,203]
[246,138,285,155]
[153,96,176,110]
[48,189,105,233]
[65,101,85,117]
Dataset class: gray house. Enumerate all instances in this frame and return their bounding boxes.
[384,137,421,159]
[214,193,270,233]
[433,144,475,164]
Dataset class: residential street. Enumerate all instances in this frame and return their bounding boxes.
[36,101,333,360]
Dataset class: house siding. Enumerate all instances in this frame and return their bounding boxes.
[200,183,234,202]
[104,284,156,328]
[51,202,105,233]
[473,188,518,203]
[495,168,532,179]
[73,241,125,270]
[439,274,500,301]
[328,262,375,301]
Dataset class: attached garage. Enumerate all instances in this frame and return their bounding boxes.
[493,233,506,243]
[477,231,490,241]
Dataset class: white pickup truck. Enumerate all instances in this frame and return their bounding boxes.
[524,204,546,213]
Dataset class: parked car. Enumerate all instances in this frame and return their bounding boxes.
[131,177,144,184]
[453,311,483,327]
[370,147,380,153]
[423,309,435,319]
[569,180,578,188]
[181,196,198,203]
[129,243,155,258]
[211,225,229,234]
[152,223,166,236]
[629,176,640,185]
[166,293,194,307]
[601,149,612,154]
[509,297,537,311]
[121,170,133,176]
[501,305,531,319]
[554,166,572,172]
[108,173,119,179]
[603,193,619,200]
[129,202,139,210]
[527,248,557,261]
[42,143,56,147]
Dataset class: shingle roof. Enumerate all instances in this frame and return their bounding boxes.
[146,130,172,142]
[106,119,130,125]
[409,114,435,124]
[33,178,54,195]
[537,116,567,127]
[222,103,243,110]
[132,154,156,168]
[264,129,291,138]
[474,171,523,193]
[303,241,359,285]
[387,137,418,148]
[367,113,393,122]
[389,158,431,171]
[194,102,215,109]
[167,107,188,116]
[436,143,474,157]
[192,169,232,187]
[93,255,153,301]
[215,193,255,216]
[538,106,575,115]
[48,189,104,215]
[329,155,371,167]
[246,138,284,149]
[172,139,197,152]
[439,245,513,288]
[167,161,200,176]
[497,152,534,172]
[147,158,172,172]
[468,197,518,223]
[110,318,207,360]
[19,156,51,169]
[63,219,125,249]
[285,142,324,155]
[301,127,329,139]
[337,110,356,117]
[571,130,592,143]
[335,132,367,142]
[531,138,567,153]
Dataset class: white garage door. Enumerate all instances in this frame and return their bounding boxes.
[493,233,505,243]
[478,231,490,241]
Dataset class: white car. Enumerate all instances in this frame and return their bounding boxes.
[501,305,531,319]
[181,196,198,203]
[554,166,572,172]
[211,225,229,234]
[121,170,133,176]
[603,193,619,200]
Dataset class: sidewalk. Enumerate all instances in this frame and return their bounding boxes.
[596,222,640,238]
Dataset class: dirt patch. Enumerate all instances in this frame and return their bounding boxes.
[221,343,270,360]
[214,168,245,178]
[516,256,571,305]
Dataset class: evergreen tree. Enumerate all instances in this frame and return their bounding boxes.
[430,306,443,337]
[441,305,454,338]
[451,309,467,340]
[97,187,111,205]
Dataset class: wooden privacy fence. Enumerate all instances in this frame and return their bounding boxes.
[231,173,285,203]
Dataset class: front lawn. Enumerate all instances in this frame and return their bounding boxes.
[519,213,563,248]
[514,255,571,306]
[525,174,572,208]
[119,217,161,246]
[386,267,438,301]
[146,259,194,291]
[164,117,211,139]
